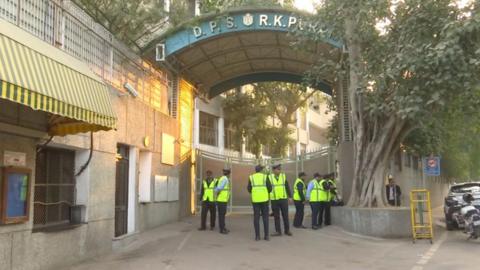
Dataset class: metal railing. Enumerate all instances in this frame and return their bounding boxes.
[0,0,170,113]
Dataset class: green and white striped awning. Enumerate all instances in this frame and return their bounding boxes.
[0,23,116,136]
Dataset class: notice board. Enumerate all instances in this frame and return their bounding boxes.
[1,167,31,224]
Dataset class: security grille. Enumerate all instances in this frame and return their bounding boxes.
[199,111,218,146]
[341,75,352,142]
[169,75,179,118]
[34,147,75,227]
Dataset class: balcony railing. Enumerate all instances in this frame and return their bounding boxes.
[0,0,170,114]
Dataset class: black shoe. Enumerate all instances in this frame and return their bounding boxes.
[220,229,229,234]
[300,225,308,229]
[264,236,270,241]
[312,226,319,230]
[255,236,261,241]
[325,224,331,226]
[198,227,206,231]
[271,232,282,237]
[285,231,292,236]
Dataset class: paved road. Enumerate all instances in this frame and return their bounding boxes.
[65,215,480,270]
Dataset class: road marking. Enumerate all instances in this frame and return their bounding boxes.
[410,232,447,270]
[177,231,192,251]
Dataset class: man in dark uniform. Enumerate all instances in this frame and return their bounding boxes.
[215,169,231,234]
[247,165,272,241]
[269,164,292,236]
[199,170,216,231]
[293,172,307,228]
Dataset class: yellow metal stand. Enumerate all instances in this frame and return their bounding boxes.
[410,189,434,244]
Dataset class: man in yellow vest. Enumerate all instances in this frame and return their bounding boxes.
[306,173,323,229]
[325,173,337,226]
[318,175,332,227]
[293,172,307,229]
[269,164,292,236]
[247,165,272,241]
[215,168,231,234]
[199,170,217,231]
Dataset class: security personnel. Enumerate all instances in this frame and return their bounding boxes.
[306,173,322,229]
[318,175,332,227]
[293,172,307,228]
[199,170,217,231]
[325,173,337,226]
[247,165,272,241]
[269,164,292,236]
[215,169,231,234]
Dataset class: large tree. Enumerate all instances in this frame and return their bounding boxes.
[223,82,323,158]
[300,0,480,207]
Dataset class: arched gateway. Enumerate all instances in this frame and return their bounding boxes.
[142,7,344,97]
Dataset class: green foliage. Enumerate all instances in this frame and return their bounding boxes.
[223,82,318,158]
[199,0,294,14]
[300,0,480,178]
[75,0,168,48]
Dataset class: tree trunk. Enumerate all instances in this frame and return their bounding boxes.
[344,14,413,208]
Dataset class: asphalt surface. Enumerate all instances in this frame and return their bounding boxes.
[64,214,480,270]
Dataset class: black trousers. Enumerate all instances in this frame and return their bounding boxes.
[293,200,305,227]
[216,202,227,231]
[310,202,321,227]
[271,199,290,233]
[200,201,216,229]
[252,202,269,238]
[318,201,331,226]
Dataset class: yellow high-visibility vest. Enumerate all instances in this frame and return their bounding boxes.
[202,178,217,202]
[250,173,269,203]
[293,178,306,201]
[216,176,230,203]
[269,173,287,200]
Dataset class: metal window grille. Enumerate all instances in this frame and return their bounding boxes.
[199,111,218,146]
[340,75,352,142]
[169,75,179,118]
[34,147,75,227]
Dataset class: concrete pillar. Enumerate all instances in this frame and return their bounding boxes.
[193,98,200,148]
[218,117,225,155]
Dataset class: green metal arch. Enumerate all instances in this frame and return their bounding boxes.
[209,72,332,98]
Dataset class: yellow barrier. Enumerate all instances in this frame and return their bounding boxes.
[410,189,434,244]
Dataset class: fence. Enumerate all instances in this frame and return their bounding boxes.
[195,147,336,212]
[0,0,171,115]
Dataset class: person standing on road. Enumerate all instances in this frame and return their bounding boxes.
[199,170,217,231]
[293,172,307,229]
[269,164,293,236]
[324,173,336,226]
[247,165,272,241]
[385,175,401,206]
[306,173,322,229]
[215,169,231,234]
[317,176,331,227]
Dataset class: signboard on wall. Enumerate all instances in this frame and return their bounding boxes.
[3,151,26,167]
[1,167,31,224]
[167,176,179,202]
[161,133,175,165]
[424,156,441,176]
[154,175,168,202]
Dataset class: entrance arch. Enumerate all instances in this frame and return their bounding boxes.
[143,7,343,97]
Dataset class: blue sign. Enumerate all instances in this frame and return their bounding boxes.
[424,157,441,176]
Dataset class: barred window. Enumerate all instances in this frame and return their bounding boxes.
[34,147,75,228]
[199,112,218,146]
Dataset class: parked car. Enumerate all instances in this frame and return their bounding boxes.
[444,182,480,230]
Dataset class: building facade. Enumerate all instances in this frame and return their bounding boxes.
[194,91,334,158]
[0,1,194,270]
